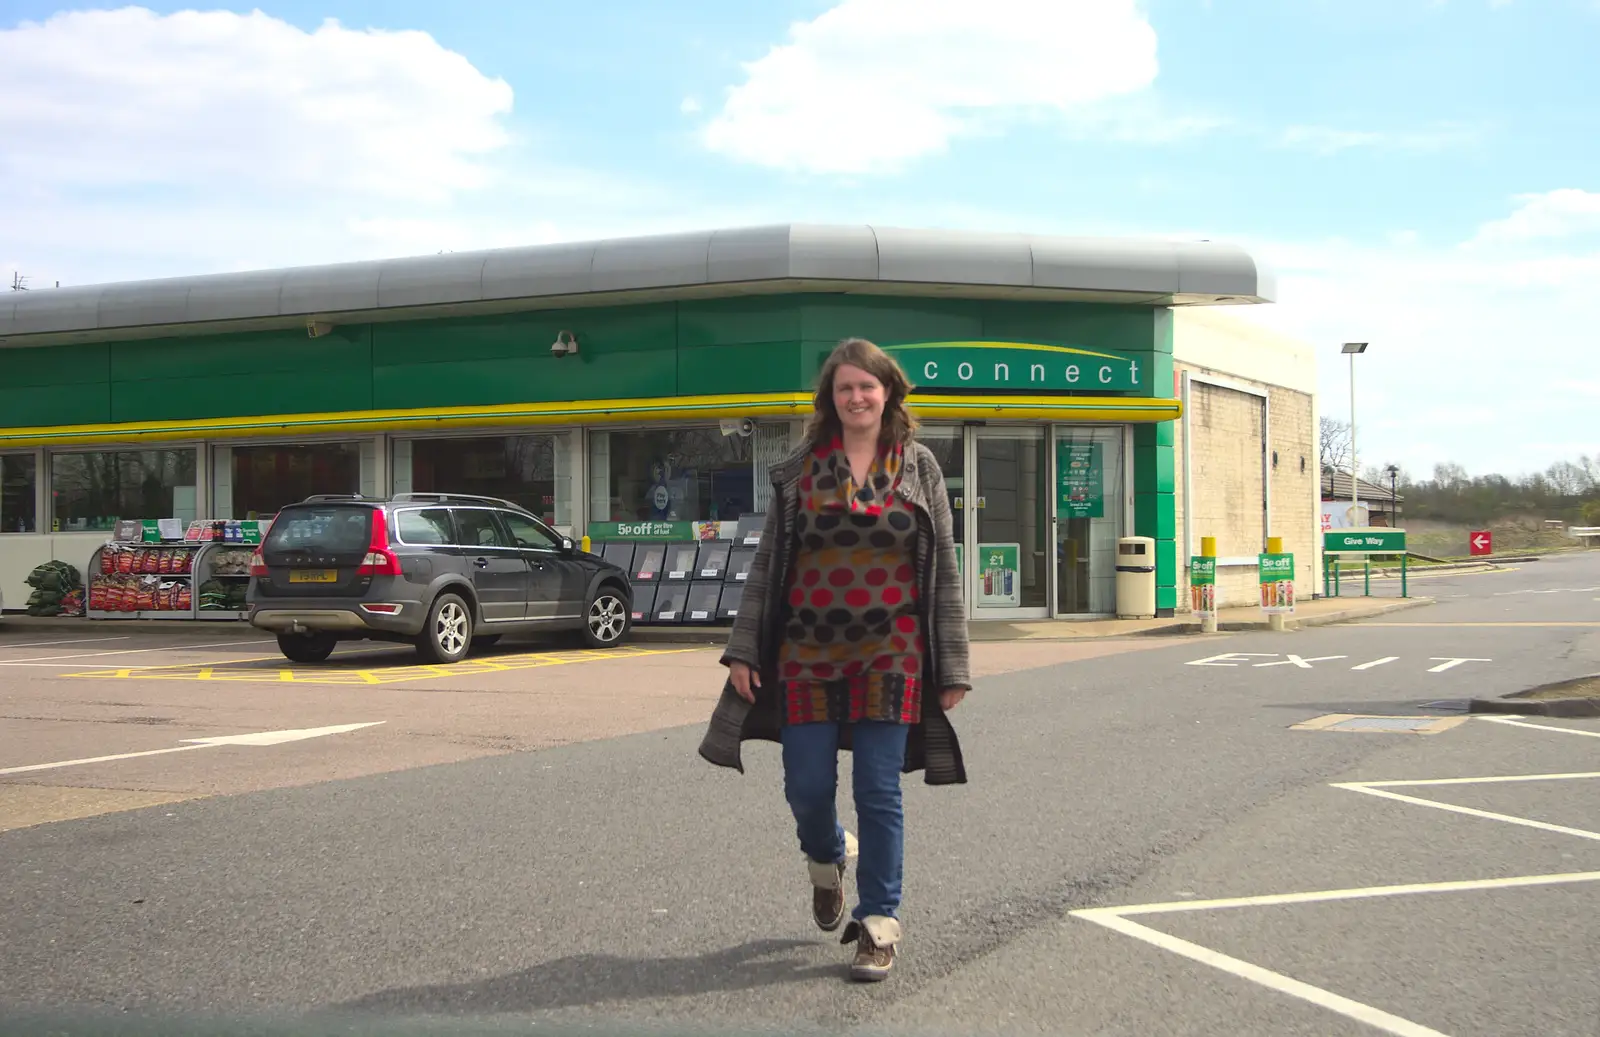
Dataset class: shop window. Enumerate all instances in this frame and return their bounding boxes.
[2,453,38,533]
[229,442,362,519]
[397,434,572,527]
[50,450,198,532]
[588,428,754,524]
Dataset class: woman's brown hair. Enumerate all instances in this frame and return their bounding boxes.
[803,337,920,450]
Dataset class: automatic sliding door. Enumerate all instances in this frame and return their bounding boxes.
[972,428,1049,614]
[1053,426,1126,616]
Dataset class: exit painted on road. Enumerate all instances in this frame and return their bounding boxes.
[1187,653,1491,672]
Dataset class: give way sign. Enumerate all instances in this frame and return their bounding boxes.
[1469,530,1493,556]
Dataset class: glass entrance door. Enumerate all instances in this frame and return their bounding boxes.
[1052,426,1127,616]
[969,427,1050,616]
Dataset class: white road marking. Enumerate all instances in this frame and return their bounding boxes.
[1480,716,1600,739]
[0,743,212,774]
[0,722,384,775]
[1186,652,1280,667]
[1075,707,1600,1035]
[1350,656,1400,670]
[1425,657,1491,673]
[1356,771,1600,788]
[1255,654,1346,669]
[1075,871,1600,1037]
[1334,783,1600,842]
[1071,911,1452,1037]
[0,639,269,664]
[1080,869,1600,918]
[0,636,132,649]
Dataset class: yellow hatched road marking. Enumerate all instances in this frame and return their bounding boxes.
[62,646,702,685]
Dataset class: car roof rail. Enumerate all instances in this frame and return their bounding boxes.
[300,494,376,503]
[391,492,527,511]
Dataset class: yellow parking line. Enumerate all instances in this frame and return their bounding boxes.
[62,646,703,685]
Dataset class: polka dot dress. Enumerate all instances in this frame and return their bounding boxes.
[779,438,924,726]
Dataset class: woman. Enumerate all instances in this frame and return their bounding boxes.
[699,337,971,983]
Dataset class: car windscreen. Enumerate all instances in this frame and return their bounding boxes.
[262,505,374,556]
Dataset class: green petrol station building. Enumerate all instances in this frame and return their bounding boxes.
[1,224,1314,622]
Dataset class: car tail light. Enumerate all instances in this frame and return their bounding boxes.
[249,548,268,576]
[361,603,402,614]
[358,509,403,576]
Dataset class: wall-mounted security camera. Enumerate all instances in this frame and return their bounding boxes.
[719,418,756,438]
[550,330,579,357]
[307,320,334,339]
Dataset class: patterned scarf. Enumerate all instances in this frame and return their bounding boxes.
[812,437,905,516]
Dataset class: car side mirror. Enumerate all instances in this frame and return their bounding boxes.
[561,537,575,553]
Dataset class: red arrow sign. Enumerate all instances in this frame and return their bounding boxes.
[1469,530,1493,556]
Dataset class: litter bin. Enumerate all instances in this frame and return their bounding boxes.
[1115,536,1156,619]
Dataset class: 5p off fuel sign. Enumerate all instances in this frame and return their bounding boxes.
[1189,556,1217,617]
[1258,552,1296,614]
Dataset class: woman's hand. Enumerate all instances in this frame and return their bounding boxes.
[729,661,760,703]
[939,687,967,711]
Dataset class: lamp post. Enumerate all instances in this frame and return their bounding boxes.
[1384,463,1399,527]
[1341,342,1369,520]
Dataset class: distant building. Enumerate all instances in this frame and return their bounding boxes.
[1321,470,1404,527]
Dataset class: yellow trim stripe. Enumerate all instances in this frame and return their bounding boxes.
[0,392,1180,447]
[887,340,1130,362]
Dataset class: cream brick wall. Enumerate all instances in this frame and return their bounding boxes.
[1173,309,1319,611]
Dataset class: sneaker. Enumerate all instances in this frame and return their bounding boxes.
[805,830,859,933]
[841,915,901,982]
[808,858,847,931]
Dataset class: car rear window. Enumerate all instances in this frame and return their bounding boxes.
[395,508,453,545]
[263,505,374,553]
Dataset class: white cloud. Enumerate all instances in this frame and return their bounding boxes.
[1229,198,1600,477]
[1277,123,1478,155]
[1470,188,1600,244]
[0,7,513,201]
[680,96,702,114]
[0,6,672,287]
[700,0,1159,174]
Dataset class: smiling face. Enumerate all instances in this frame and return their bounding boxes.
[831,362,887,438]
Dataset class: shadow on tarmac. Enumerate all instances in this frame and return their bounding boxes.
[326,938,836,1015]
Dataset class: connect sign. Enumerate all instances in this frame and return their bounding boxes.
[883,342,1145,393]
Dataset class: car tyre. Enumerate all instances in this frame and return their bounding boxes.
[581,587,631,649]
[416,592,472,664]
[277,632,336,664]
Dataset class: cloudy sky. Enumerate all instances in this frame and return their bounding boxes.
[2,0,1596,479]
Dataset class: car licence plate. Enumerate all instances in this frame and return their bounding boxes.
[289,569,338,584]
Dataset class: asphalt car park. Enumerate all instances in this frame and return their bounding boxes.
[0,623,1174,836]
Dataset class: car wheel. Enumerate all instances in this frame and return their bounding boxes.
[472,633,502,649]
[277,632,336,664]
[581,588,631,649]
[416,593,472,663]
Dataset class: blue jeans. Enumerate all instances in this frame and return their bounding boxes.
[780,720,910,921]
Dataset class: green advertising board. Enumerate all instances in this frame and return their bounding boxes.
[1056,441,1104,519]
[1323,529,1407,553]
[1258,552,1296,614]
[588,520,697,542]
[1189,555,1217,615]
[976,542,1020,607]
[882,341,1145,393]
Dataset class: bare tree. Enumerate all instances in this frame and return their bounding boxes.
[1319,417,1351,475]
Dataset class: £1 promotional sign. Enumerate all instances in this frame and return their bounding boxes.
[1258,552,1295,614]
[1189,556,1217,617]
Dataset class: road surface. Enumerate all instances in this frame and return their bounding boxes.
[2,551,1598,1036]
